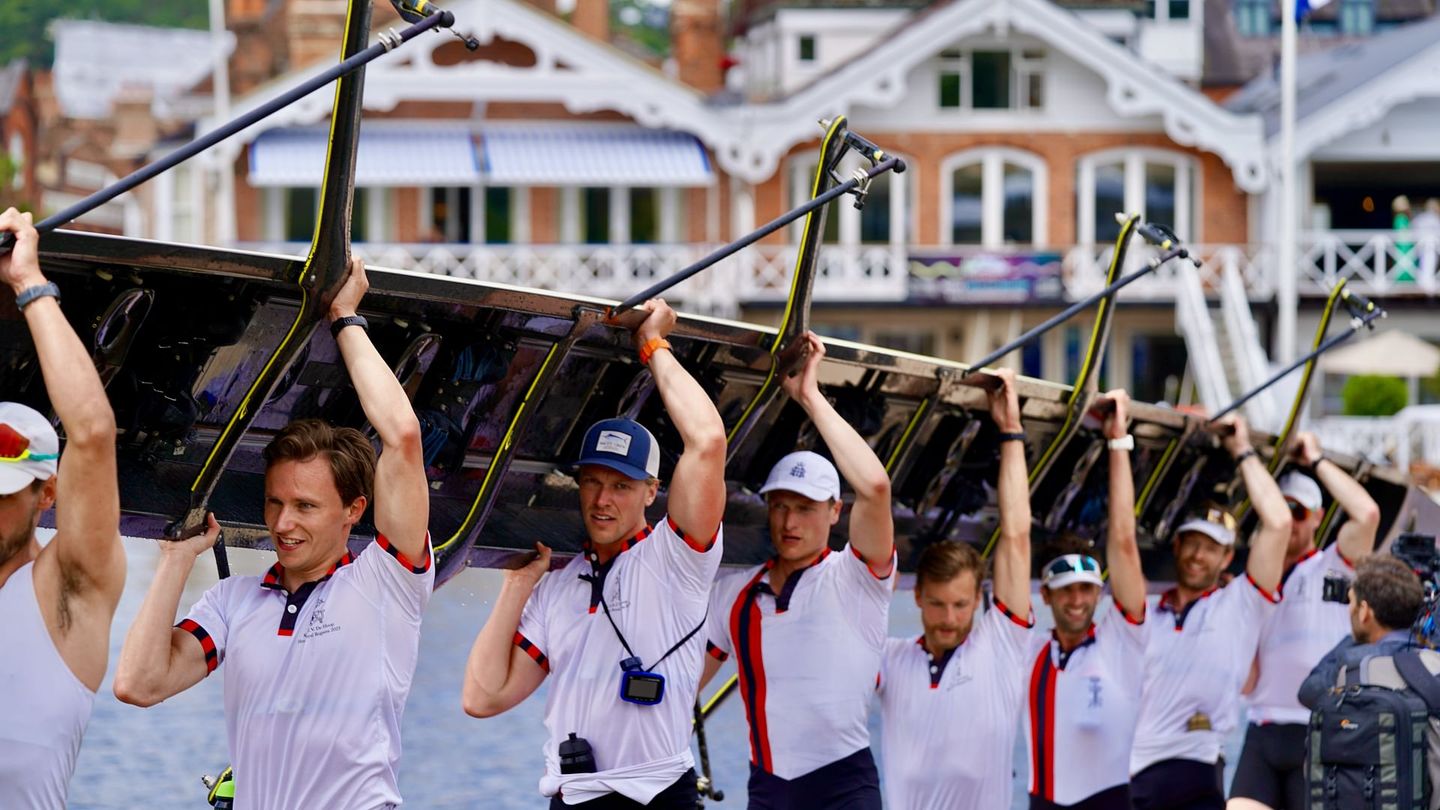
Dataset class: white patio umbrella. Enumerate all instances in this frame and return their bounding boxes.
[1321,330,1440,410]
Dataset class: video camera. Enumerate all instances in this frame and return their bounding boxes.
[1323,533,1440,644]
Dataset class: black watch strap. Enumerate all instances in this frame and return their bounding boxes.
[330,315,368,340]
[998,431,1026,443]
[1234,448,1258,466]
[15,282,61,310]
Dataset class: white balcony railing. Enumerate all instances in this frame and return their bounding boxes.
[1311,406,1440,470]
[237,232,1440,309]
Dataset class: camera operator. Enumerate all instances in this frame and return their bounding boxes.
[1297,554,1425,711]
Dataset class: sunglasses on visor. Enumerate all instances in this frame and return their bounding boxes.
[1043,554,1101,580]
[0,423,59,463]
[1286,498,1314,521]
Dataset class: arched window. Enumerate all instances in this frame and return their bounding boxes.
[788,149,915,246]
[1076,149,1198,244]
[939,148,1047,248]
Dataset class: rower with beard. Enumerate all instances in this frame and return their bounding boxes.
[1024,389,1148,810]
[1129,415,1292,810]
[700,331,896,810]
[874,368,1034,810]
[0,209,125,810]
[462,299,727,809]
[1229,431,1379,810]
[115,258,435,809]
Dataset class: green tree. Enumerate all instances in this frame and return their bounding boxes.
[1341,374,1408,417]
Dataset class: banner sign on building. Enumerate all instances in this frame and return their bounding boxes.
[907,250,1066,304]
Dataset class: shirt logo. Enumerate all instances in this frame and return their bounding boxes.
[595,430,633,456]
[1088,676,1103,708]
[300,597,342,641]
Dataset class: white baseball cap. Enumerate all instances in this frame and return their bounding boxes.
[759,450,841,503]
[0,402,60,496]
[1041,553,1104,589]
[1175,506,1239,547]
[1279,471,1323,511]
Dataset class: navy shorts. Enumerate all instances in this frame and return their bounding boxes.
[746,747,882,810]
[1131,758,1225,810]
[1030,783,1133,809]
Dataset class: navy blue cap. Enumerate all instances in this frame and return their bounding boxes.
[574,419,660,481]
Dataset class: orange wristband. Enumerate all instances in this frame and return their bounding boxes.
[638,337,671,365]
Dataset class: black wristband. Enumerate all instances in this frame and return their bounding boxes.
[998,431,1026,443]
[330,314,368,340]
[1234,448,1258,466]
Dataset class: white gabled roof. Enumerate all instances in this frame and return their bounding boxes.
[210,0,1265,190]
[728,0,1268,192]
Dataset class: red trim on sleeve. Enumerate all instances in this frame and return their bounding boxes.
[1115,601,1146,625]
[178,619,219,674]
[706,641,729,662]
[1336,546,1356,570]
[1246,573,1283,604]
[993,596,1036,628]
[849,544,896,580]
[377,532,432,574]
[513,631,550,673]
[666,516,717,553]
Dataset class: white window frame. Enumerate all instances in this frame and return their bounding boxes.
[558,185,682,245]
[1075,148,1199,245]
[787,150,915,248]
[936,47,1046,112]
[939,147,1048,249]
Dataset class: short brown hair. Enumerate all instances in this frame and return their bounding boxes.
[915,540,987,593]
[1041,531,1095,570]
[263,419,375,505]
[1354,555,1424,631]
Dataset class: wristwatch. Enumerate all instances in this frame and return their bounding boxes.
[1107,434,1134,451]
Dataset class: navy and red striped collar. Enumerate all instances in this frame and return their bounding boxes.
[1049,625,1098,670]
[582,524,653,562]
[260,550,355,595]
[915,634,960,688]
[1158,585,1219,631]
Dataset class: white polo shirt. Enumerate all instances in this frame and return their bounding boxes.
[1024,601,1147,806]
[705,544,895,780]
[179,533,433,810]
[877,597,1033,810]
[515,517,720,806]
[1247,544,1354,725]
[1131,574,1279,775]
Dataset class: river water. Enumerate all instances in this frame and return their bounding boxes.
[66,541,1241,809]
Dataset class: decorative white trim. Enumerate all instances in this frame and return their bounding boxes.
[937,146,1048,248]
[1284,43,1440,164]
[729,0,1266,191]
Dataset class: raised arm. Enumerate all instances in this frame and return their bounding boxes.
[1101,390,1145,619]
[783,332,893,571]
[113,516,221,707]
[632,299,726,541]
[329,258,428,559]
[1220,415,1291,594]
[1,209,124,607]
[462,544,550,717]
[1294,432,1380,563]
[989,370,1031,616]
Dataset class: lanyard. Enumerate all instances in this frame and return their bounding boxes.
[579,564,706,672]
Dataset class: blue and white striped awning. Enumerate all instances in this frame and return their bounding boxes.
[481,126,714,187]
[248,126,481,187]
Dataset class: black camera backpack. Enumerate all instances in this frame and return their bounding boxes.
[1307,649,1440,810]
